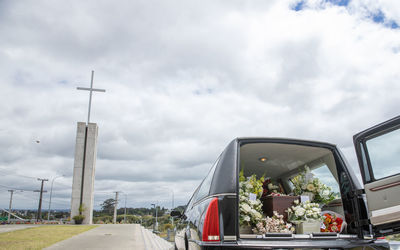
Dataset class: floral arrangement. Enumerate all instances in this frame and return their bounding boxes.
[288,200,323,222]
[263,178,285,197]
[253,211,295,234]
[321,212,344,232]
[291,166,335,204]
[239,170,264,226]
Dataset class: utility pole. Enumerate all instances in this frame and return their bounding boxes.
[124,193,127,224]
[35,178,48,222]
[8,190,14,223]
[113,192,119,224]
[169,189,174,226]
[155,204,158,231]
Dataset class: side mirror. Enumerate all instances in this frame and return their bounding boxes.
[170,210,182,218]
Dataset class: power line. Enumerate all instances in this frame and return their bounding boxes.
[0,184,34,192]
[0,167,39,180]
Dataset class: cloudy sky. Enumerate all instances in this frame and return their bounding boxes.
[0,0,399,211]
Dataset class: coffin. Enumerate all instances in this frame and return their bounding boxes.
[262,196,299,221]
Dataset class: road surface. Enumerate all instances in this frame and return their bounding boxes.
[45,224,173,250]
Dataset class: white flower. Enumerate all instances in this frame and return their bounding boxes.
[295,207,305,217]
[322,189,330,196]
[294,200,299,205]
[306,183,315,191]
[253,210,262,219]
[242,203,251,212]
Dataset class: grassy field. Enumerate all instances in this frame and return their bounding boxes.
[0,225,97,250]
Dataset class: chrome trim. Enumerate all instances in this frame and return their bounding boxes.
[237,238,375,248]
[224,235,237,241]
[370,180,400,191]
[193,193,236,206]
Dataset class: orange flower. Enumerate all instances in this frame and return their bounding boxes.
[321,213,344,232]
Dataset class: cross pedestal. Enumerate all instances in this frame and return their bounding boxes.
[71,122,98,224]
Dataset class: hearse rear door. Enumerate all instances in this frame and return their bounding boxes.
[353,115,400,236]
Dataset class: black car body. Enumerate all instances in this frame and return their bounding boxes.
[173,116,400,249]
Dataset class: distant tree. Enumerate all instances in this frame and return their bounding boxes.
[100,198,116,215]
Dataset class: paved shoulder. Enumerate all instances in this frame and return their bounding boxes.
[0,225,39,233]
[45,224,145,250]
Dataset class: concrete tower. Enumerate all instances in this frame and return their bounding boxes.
[71,122,98,224]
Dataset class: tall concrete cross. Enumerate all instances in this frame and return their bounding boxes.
[77,70,106,125]
[71,70,105,224]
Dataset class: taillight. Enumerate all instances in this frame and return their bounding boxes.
[202,197,220,242]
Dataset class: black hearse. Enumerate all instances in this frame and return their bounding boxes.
[172,116,400,249]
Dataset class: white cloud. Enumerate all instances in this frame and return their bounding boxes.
[0,0,399,210]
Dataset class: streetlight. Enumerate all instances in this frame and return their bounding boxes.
[161,187,175,226]
[165,187,174,211]
[48,175,64,221]
[151,203,158,231]
[117,191,128,224]
[123,193,127,223]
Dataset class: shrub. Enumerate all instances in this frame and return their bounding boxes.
[163,223,173,231]
[73,215,85,224]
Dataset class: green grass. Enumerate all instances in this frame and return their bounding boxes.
[0,225,97,250]
[387,233,400,241]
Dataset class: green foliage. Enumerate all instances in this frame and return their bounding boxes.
[163,223,173,231]
[100,198,116,215]
[93,215,112,224]
[239,170,264,198]
[239,169,246,182]
[239,172,264,226]
[79,204,86,214]
[387,233,400,241]
[93,199,182,231]
[292,166,335,204]
[73,215,85,224]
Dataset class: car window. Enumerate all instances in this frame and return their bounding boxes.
[194,157,220,203]
[365,127,400,180]
[185,188,199,212]
[289,164,341,198]
[311,165,341,197]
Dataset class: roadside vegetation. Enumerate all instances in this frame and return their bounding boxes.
[92,198,185,241]
[387,234,400,241]
[0,225,97,250]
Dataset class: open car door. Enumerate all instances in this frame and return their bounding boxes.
[354,115,400,236]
